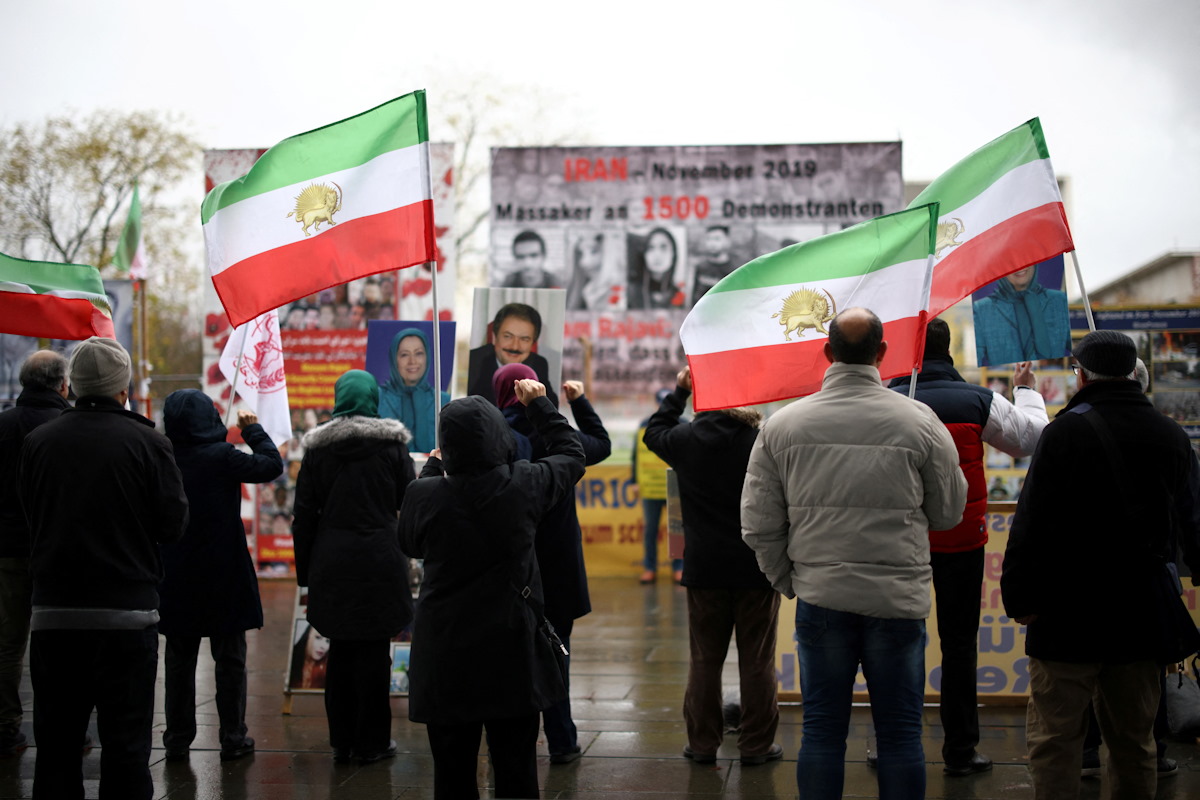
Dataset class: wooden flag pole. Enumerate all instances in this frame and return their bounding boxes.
[137,277,152,417]
[1069,251,1097,332]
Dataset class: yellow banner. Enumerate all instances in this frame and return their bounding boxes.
[775,503,1031,702]
[577,463,658,577]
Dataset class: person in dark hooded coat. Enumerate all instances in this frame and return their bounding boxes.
[159,389,283,761]
[292,370,416,764]
[491,362,611,765]
[400,384,585,800]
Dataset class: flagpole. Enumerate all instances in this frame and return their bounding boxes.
[419,132,442,452]
[1068,251,1097,332]
[139,278,151,417]
[911,213,939,401]
[224,323,251,428]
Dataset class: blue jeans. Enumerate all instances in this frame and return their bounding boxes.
[794,599,926,800]
[641,499,681,572]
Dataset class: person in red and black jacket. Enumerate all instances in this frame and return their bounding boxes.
[888,317,1048,776]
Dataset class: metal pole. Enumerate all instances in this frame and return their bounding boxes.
[224,322,250,428]
[1069,250,1097,332]
[419,130,441,451]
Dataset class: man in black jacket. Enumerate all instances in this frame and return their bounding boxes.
[1002,330,1200,799]
[0,351,69,757]
[644,366,782,766]
[19,337,188,800]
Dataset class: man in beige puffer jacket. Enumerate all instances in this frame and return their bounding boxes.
[741,307,966,800]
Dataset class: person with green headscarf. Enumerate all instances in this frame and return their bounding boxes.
[378,327,450,454]
[292,369,416,764]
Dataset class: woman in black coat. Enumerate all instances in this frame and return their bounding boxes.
[492,363,611,764]
[400,385,585,800]
[159,389,283,761]
[292,370,416,763]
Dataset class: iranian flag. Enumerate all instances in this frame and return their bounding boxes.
[680,204,939,411]
[913,118,1074,317]
[0,252,114,340]
[113,182,148,280]
[203,91,435,327]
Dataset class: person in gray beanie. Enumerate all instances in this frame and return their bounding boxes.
[18,336,188,800]
[1002,328,1200,799]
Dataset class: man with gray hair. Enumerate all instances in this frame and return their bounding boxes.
[0,351,69,757]
[19,337,188,799]
[742,307,966,798]
[1002,330,1200,799]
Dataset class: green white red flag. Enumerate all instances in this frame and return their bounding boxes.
[680,204,940,411]
[0,252,114,340]
[203,91,435,327]
[113,182,147,280]
[912,118,1074,316]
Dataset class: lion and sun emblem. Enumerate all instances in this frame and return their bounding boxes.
[286,182,344,236]
[771,216,964,342]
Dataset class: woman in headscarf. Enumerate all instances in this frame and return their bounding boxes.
[972,262,1071,366]
[292,370,416,764]
[378,327,449,453]
[491,362,611,765]
[400,384,585,799]
[159,390,283,762]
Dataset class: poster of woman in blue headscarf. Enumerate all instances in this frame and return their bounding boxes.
[972,255,1071,367]
[365,320,455,453]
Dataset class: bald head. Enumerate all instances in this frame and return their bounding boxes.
[826,308,885,365]
[20,350,69,397]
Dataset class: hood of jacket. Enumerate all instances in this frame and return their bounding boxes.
[163,389,227,446]
[888,357,963,390]
[302,415,411,461]
[438,396,516,475]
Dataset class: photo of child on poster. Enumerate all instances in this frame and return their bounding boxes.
[467,288,565,407]
[365,320,455,455]
[972,254,1071,367]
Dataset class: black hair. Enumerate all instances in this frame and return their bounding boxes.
[492,303,542,341]
[923,317,951,360]
[512,230,545,256]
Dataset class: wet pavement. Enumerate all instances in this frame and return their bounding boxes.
[0,576,1197,798]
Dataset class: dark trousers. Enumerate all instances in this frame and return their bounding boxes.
[0,559,31,739]
[683,587,780,756]
[31,627,158,800]
[324,638,392,753]
[541,626,576,756]
[163,632,249,751]
[426,713,540,800]
[931,546,985,763]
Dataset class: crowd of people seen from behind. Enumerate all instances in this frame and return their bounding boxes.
[1,305,1197,800]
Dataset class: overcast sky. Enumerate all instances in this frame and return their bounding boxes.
[5,0,1197,292]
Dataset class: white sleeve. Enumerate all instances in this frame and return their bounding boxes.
[981,389,1049,457]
